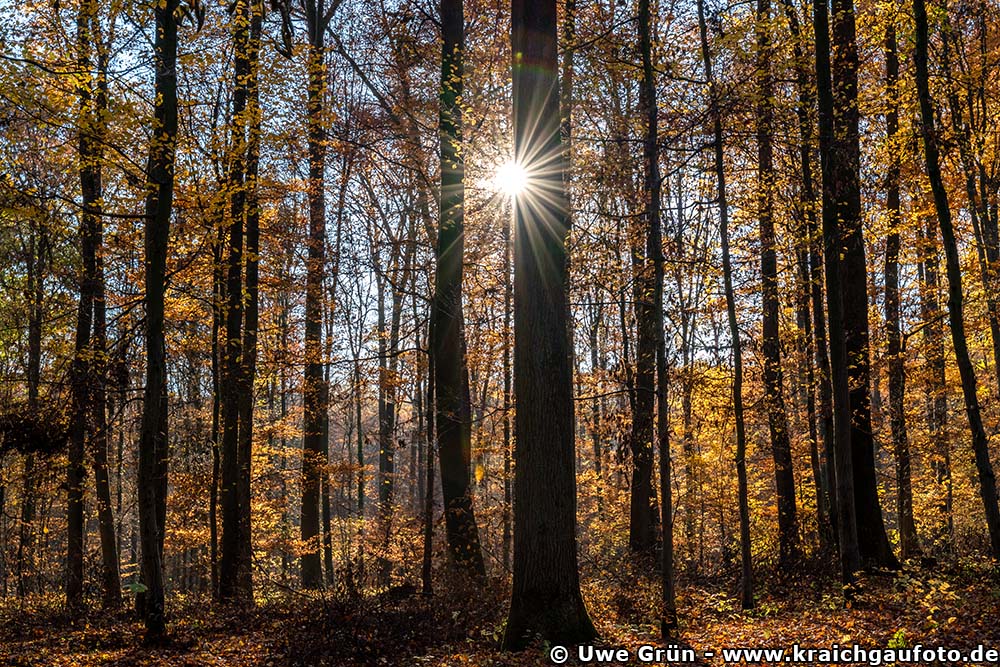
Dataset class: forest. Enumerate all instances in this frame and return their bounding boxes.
[1,0,999,664]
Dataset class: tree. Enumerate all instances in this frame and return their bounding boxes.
[814,0,861,586]
[756,0,799,566]
[911,0,1000,560]
[830,0,899,572]
[69,0,120,611]
[300,0,337,589]
[637,0,676,635]
[697,0,753,610]
[883,6,920,560]
[502,0,595,648]
[138,0,181,640]
[219,0,262,604]
[433,0,487,580]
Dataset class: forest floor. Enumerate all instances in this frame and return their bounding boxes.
[1,556,998,666]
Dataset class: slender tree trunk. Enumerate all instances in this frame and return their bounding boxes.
[433,0,486,579]
[884,14,920,561]
[210,199,224,598]
[503,0,596,648]
[68,0,102,611]
[138,0,179,639]
[220,0,260,604]
[696,0,753,610]
[757,0,800,566]
[502,199,513,571]
[637,0,676,635]
[629,203,657,553]
[17,213,46,600]
[918,222,952,545]
[780,0,832,549]
[90,36,121,608]
[301,0,330,589]
[912,0,1000,560]
[421,330,435,595]
[237,8,261,596]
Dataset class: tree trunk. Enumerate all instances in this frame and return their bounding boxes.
[757,0,800,566]
[884,14,920,561]
[503,0,596,648]
[138,0,179,639]
[300,0,330,589]
[68,0,101,611]
[638,0,676,636]
[90,34,121,609]
[911,0,1000,560]
[502,197,513,571]
[422,337,436,595]
[829,0,899,572]
[780,0,833,550]
[696,0,753,610]
[220,0,261,604]
[433,0,486,579]
[814,0,862,586]
[918,222,952,545]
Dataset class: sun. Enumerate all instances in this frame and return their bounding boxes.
[494,160,528,198]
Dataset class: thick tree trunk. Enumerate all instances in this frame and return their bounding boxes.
[884,16,920,561]
[138,0,179,639]
[814,0,862,586]
[830,0,899,572]
[433,0,486,579]
[696,0,753,610]
[503,0,596,648]
[912,0,1000,560]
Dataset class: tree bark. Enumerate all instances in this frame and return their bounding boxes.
[503,0,596,648]
[300,0,331,589]
[433,0,486,579]
[814,0,862,586]
[883,14,920,561]
[138,0,179,639]
[757,0,800,566]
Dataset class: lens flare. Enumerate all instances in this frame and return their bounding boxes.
[494,160,528,197]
